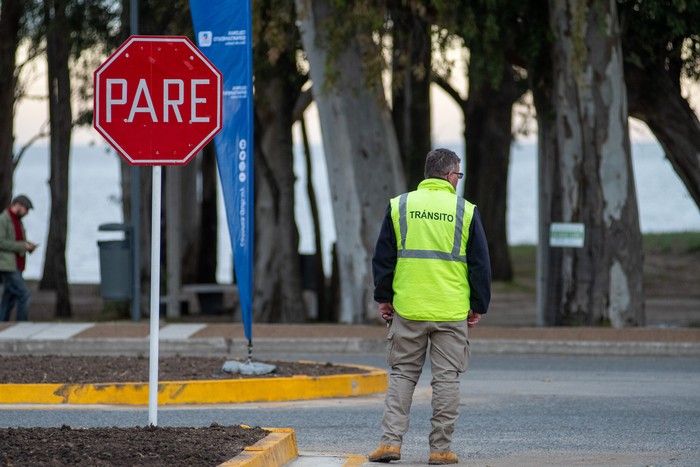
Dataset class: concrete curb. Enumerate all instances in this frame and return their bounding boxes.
[473,339,700,356]
[2,337,699,357]
[0,363,388,405]
[220,427,298,467]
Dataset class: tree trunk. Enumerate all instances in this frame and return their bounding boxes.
[118,160,151,313]
[391,2,431,191]
[248,0,307,323]
[0,0,25,207]
[40,0,72,318]
[196,142,218,283]
[625,60,700,210]
[300,115,328,321]
[179,161,199,284]
[542,0,644,327]
[530,64,557,328]
[253,73,306,323]
[296,0,406,323]
[141,168,154,307]
[465,63,525,281]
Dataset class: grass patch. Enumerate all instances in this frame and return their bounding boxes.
[504,231,700,284]
[493,244,537,293]
[642,231,700,255]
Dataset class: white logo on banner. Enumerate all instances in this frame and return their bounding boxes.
[238,140,248,183]
[198,31,213,47]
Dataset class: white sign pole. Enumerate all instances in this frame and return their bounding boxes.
[148,166,162,426]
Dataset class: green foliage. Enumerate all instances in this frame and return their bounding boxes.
[62,1,121,133]
[135,0,193,36]
[67,0,121,58]
[320,0,388,90]
[252,0,306,87]
[435,0,550,90]
[619,0,700,81]
[434,0,505,88]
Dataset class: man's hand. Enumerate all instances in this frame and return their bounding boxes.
[467,309,481,328]
[25,242,37,253]
[378,303,395,322]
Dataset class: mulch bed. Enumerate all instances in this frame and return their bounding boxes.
[0,424,269,466]
[0,356,368,466]
[0,355,368,384]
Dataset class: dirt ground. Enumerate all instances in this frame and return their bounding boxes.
[0,358,361,466]
[0,424,269,466]
[0,356,368,384]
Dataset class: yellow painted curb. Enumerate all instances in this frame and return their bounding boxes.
[343,454,368,465]
[220,427,297,467]
[0,363,387,405]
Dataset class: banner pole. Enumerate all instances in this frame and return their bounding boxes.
[130,0,141,323]
[148,166,162,426]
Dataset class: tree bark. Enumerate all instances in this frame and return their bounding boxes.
[179,161,199,284]
[253,73,306,323]
[542,0,644,327]
[625,60,700,210]
[433,65,523,281]
[465,63,525,281]
[118,160,152,313]
[0,0,25,207]
[40,0,72,318]
[251,0,306,323]
[391,2,431,191]
[300,115,328,321]
[196,142,218,283]
[296,0,406,323]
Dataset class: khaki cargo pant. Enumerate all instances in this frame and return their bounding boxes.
[380,313,470,453]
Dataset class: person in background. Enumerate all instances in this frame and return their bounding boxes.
[0,195,38,321]
[369,148,492,465]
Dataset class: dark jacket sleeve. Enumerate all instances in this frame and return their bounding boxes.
[372,204,397,303]
[466,208,492,314]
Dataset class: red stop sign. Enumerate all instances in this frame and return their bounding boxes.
[94,36,222,166]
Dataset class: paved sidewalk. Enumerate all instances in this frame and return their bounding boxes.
[1,321,699,356]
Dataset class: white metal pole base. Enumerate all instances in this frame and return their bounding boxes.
[148,166,162,425]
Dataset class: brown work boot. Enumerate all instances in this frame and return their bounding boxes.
[368,444,401,463]
[428,450,459,465]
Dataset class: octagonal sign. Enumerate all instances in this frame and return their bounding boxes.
[94,36,222,166]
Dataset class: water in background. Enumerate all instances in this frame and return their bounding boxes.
[14,141,700,283]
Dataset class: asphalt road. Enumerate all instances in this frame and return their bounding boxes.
[2,354,699,466]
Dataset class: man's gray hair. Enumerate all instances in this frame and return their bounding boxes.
[424,148,461,179]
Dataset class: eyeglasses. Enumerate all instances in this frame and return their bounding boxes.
[449,172,464,180]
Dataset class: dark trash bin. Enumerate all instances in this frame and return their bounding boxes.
[97,223,133,300]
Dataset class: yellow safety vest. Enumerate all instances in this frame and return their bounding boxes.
[390,178,475,321]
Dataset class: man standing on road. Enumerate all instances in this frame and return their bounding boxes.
[0,195,38,321]
[369,148,491,465]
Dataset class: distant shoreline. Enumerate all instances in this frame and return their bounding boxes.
[13,142,700,284]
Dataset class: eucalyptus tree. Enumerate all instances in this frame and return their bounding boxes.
[251,0,308,322]
[390,0,432,191]
[40,0,119,317]
[432,0,532,281]
[0,0,25,206]
[41,0,73,318]
[535,0,644,327]
[620,0,700,209]
[0,0,41,207]
[296,0,406,323]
